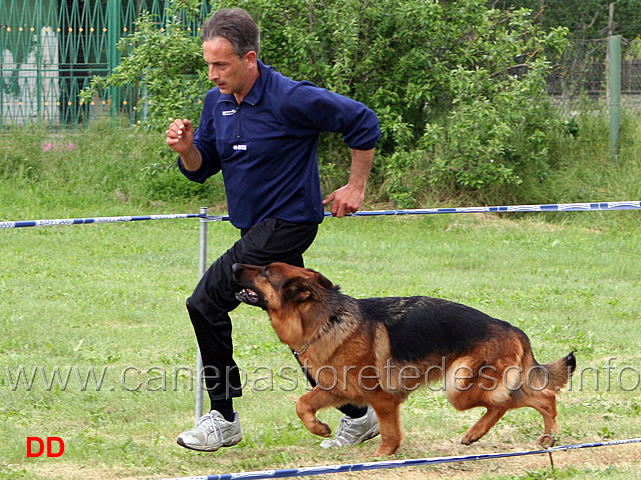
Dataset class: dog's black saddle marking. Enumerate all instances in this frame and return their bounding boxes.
[357,297,509,363]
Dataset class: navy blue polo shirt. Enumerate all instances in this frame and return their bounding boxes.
[178,60,381,230]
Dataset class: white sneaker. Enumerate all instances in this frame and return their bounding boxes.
[177,410,242,452]
[320,406,380,448]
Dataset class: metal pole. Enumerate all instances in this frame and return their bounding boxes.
[609,34,621,159]
[35,0,43,122]
[195,206,208,420]
[107,0,121,117]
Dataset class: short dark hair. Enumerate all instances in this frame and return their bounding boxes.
[201,8,260,58]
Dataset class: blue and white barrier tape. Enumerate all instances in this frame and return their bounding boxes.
[0,213,202,229]
[203,200,641,222]
[157,437,641,480]
[341,200,641,216]
[2,201,640,229]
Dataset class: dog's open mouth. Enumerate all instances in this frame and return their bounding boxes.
[235,288,259,304]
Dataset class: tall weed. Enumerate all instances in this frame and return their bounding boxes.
[518,107,640,223]
[0,120,225,217]
[1,107,640,227]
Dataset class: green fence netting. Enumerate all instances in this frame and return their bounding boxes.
[0,0,210,127]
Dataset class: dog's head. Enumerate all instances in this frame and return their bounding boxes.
[232,262,334,345]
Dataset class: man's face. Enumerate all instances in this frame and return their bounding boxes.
[203,36,256,102]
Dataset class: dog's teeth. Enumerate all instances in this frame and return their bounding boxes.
[237,288,258,303]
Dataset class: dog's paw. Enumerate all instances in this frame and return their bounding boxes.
[310,419,332,437]
[461,434,479,446]
[375,443,400,456]
[537,434,556,448]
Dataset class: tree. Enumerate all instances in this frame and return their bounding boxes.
[489,1,641,39]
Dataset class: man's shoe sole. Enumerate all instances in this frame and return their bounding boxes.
[176,435,242,452]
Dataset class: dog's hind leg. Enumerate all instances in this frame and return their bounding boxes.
[461,405,509,445]
[296,387,346,438]
[514,389,559,435]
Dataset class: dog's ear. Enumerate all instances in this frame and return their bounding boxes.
[283,278,325,303]
[313,271,333,290]
[302,268,334,290]
[295,286,317,302]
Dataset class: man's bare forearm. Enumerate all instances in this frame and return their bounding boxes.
[179,146,203,172]
[348,148,375,191]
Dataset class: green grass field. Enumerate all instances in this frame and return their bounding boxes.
[1,121,641,479]
[2,209,641,480]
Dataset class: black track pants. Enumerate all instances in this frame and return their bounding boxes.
[186,218,317,402]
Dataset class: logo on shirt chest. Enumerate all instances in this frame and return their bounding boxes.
[222,108,238,116]
[233,144,247,151]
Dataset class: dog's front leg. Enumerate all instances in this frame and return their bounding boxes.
[296,386,344,437]
[370,397,403,456]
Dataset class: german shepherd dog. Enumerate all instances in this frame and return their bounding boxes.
[232,262,576,456]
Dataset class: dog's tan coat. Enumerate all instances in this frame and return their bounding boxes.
[233,262,575,456]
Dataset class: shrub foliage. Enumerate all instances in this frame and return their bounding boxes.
[81,0,568,206]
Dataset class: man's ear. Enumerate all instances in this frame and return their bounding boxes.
[243,50,257,66]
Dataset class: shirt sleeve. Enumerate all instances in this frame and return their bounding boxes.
[177,90,222,184]
[275,81,381,150]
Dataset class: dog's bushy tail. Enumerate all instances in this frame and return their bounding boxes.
[528,351,576,391]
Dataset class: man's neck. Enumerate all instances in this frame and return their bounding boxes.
[234,64,261,104]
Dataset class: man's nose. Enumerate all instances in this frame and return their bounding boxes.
[208,65,218,82]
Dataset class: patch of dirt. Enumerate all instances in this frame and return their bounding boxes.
[23,442,640,480]
[346,443,641,479]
